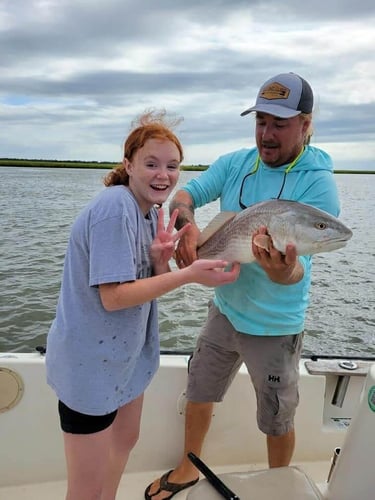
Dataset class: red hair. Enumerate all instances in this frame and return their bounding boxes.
[104,110,183,187]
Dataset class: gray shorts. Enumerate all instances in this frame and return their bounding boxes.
[186,301,303,436]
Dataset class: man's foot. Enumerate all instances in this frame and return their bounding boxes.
[145,469,199,499]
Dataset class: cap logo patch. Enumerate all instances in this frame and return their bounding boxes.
[260,82,290,100]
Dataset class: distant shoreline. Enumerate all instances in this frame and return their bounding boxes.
[0,158,208,171]
[0,158,374,174]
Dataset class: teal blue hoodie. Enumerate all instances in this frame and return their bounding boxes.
[183,145,340,335]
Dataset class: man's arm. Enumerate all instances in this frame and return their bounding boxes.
[169,190,196,229]
[169,190,201,267]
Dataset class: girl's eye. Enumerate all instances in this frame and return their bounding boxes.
[146,163,157,168]
[168,164,179,170]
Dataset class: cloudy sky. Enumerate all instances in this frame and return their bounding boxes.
[1,0,374,169]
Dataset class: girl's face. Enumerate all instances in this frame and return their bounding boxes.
[125,138,181,214]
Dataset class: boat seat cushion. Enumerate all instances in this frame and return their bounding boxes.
[187,465,323,499]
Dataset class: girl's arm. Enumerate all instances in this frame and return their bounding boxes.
[99,259,240,311]
[99,207,240,311]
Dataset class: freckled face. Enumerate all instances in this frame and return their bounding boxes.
[255,113,309,167]
[125,139,181,214]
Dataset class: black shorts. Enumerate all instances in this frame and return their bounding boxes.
[58,400,117,434]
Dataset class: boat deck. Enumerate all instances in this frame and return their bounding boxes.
[0,460,331,499]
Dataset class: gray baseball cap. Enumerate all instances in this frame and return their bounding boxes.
[241,72,314,118]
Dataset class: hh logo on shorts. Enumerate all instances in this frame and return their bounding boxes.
[268,374,280,383]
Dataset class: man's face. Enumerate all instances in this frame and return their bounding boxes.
[255,112,309,167]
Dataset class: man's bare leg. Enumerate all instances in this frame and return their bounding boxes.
[145,401,213,500]
[267,429,295,468]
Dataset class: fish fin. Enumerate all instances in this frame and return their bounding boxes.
[253,234,271,252]
[197,211,238,247]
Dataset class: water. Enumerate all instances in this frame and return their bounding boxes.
[0,167,374,357]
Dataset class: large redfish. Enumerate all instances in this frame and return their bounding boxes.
[197,199,352,263]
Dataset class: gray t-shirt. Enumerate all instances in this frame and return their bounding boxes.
[46,185,159,415]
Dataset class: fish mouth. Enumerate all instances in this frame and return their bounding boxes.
[318,237,351,251]
[330,232,353,243]
[330,236,351,243]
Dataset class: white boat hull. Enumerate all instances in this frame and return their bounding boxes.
[0,352,373,499]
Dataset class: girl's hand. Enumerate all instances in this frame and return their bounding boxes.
[150,208,191,274]
[185,259,241,287]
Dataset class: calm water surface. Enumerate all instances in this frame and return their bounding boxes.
[0,167,374,356]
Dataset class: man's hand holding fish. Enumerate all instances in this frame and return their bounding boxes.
[251,225,303,284]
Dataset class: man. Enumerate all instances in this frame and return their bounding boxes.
[145,72,340,500]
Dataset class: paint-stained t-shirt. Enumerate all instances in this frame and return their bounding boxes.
[46,186,159,415]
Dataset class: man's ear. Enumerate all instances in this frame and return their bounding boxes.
[302,118,311,135]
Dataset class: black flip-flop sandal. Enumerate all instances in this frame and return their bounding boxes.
[145,469,199,499]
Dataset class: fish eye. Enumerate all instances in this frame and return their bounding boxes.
[315,222,327,230]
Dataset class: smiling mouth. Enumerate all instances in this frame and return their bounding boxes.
[151,184,169,191]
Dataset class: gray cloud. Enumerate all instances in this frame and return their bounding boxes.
[0,0,374,167]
